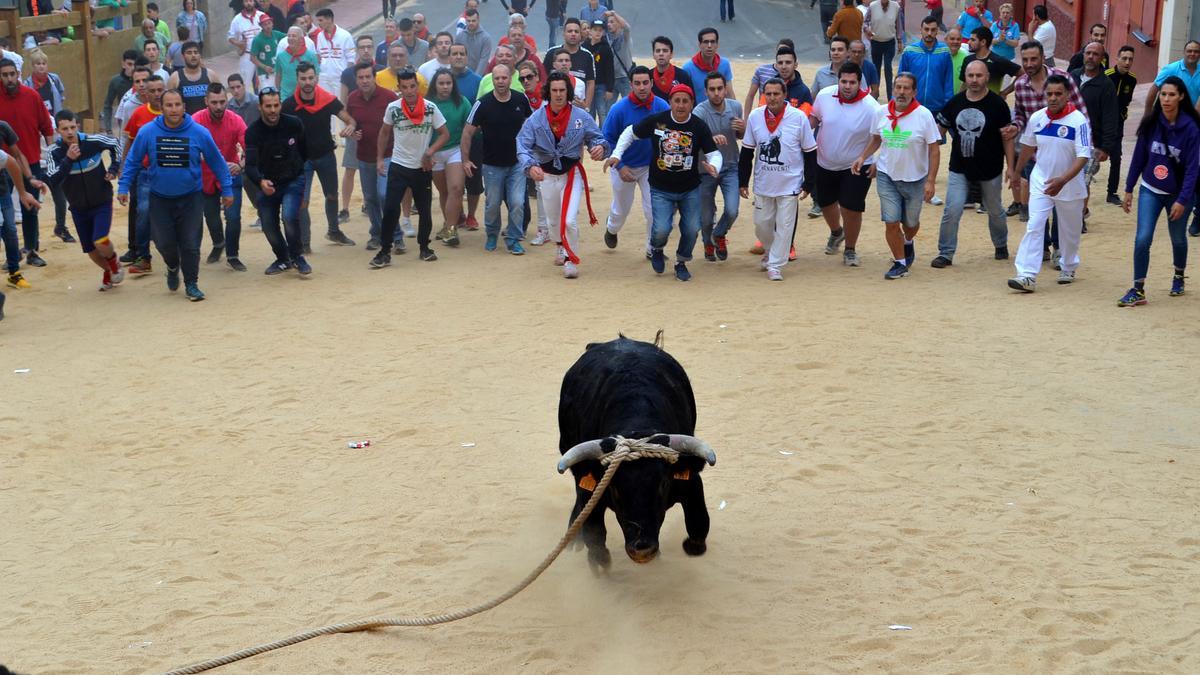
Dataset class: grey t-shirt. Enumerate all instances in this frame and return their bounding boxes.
[693,99,743,169]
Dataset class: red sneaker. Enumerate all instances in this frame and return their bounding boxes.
[99,270,113,291]
[704,244,716,261]
[464,215,480,231]
[788,246,797,261]
[749,240,764,255]
[714,236,728,260]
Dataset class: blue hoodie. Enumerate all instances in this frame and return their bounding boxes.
[1125,112,1200,203]
[898,40,955,113]
[602,94,669,170]
[117,113,233,199]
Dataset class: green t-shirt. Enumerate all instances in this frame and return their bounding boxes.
[251,30,285,76]
[432,97,472,148]
[951,50,968,94]
[476,73,524,100]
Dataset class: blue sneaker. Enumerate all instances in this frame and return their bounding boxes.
[264,260,290,275]
[294,256,312,276]
[1171,273,1186,296]
[650,248,665,274]
[1118,288,1147,307]
[674,261,691,281]
[484,233,498,251]
[185,283,205,302]
[507,241,525,255]
[904,242,915,267]
[884,261,910,280]
[165,267,180,292]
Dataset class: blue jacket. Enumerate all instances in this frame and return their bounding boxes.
[602,95,669,169]
[117,114,233,199]
[517,105,609,174]
[1126,113,1200,203]
[898,41,955,113]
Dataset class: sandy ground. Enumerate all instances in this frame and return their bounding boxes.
[3,60,1200,674]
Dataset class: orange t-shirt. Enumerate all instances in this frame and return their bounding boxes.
[124,104,162,168]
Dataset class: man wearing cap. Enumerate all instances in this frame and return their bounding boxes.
[607,83,722,282]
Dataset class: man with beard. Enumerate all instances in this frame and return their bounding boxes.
[167,42,219,114]
[192,83,248,270]
[0,59,53,269]
[245,87,309,275]
[544,19,596,108]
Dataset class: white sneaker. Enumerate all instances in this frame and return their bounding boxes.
[563,261,578,278]
[929,195,944,206]
[554,246,566,266]
[1057,269,1076,284]
[843,250,861,267]
[767,268,783,281]
[402,217,415,238]
[110,265,125,285]
[1007,276,1036,293]
[530,230,548,246]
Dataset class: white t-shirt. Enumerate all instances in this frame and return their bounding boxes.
[811,85,880,171]
[1020,107,1091,201]
[313,27,356,85]
[1034,21,1057,59]
[227,11,264,56]
[742,104,817,197]
[383,98,447,169]
[874,103,940,182]
[418,58,450,84]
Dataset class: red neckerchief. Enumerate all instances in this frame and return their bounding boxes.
[400,95,426,126]
[546,103,571,139]
[527,90,543,110]
[629,92,655,110]
[285,41,308,63]
[691,52,721,73]
[764,105,786,133]
[1046,103,1076,121]
[887,98,920,129]
[838,89,870,105]
[240,9,255,21]
[31,72,49,89]
[293,85,337,114]
[652,65,677,94]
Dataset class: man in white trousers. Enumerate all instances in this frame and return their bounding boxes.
[601,65,666,257]
[739,77,817,281]
[227,0,264,90]
[1008,74,1091,292]
[851,72,940,280]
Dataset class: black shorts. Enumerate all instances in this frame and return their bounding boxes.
[465,142,484,196]
[815,165,872,213]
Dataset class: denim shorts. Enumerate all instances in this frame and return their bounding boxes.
[342,135,358,169]
[876,171,925,228]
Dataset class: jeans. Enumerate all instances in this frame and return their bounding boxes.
[870,38,897,100]
[202,175,243,259]
[258,174,306,263]
[720,0,735,20]
[547,16,563,47]
[876,171,925,228]
[148,191,204,284]
[590,84,613,127]
[937,171,1007,259]
[1133,186,1191,281]
[612,77,630,97]
[359,159,398,244]
[0,191,17,273]
[650,186,701,263]
[698,167,739,245]
[482,163,527,244]
[136,174,153,259]
[381,162,433,252]
[21,165,47,252]
[299,151,341,247]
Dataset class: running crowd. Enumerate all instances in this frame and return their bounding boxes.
[0,0,1198,318]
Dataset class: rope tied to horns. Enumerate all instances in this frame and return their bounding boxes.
[162,436,680,675]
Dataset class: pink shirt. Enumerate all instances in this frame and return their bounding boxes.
[192,108,247,195]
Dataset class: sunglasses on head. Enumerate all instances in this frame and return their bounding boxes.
[258,87,279,95]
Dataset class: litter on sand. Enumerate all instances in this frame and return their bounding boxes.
[718,500,727,510]
[719,324,727,329]
[127,641,153,648]
[778,450,794,456]
[461,442,476,448]
[13,368,30,373]
[888,625,913,631]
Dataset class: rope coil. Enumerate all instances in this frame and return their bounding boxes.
[162,437,677,675]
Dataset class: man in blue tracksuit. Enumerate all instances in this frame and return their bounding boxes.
[601,65,669,255]
[898,17,954,125]
[118,89,232,302]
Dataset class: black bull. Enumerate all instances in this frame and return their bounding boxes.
[556,336,716,569]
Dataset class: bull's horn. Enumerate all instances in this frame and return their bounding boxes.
[557,439,606,473]
[668,435,717,466]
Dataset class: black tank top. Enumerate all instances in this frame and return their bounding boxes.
[178,68,211,114]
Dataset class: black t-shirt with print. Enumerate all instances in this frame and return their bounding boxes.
[631,110,718,193]
[936,91,1011,181]
[281,96,344,158]
[466,91,532,167]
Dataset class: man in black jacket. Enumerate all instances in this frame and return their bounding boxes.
[245,89,312,276]
[1069,41,1117,217]
[586,19,615,126]
[102,50,137,135]
[1104,45,1137,205]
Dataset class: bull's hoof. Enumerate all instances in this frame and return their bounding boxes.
[587,547,612,572]
[682,538,707,556]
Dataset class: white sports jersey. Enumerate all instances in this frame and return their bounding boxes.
[742,104,817,197]
[227,11,264,49]
[811,85,880,171]
[1020,106,1092,201]
[312,27,356,86]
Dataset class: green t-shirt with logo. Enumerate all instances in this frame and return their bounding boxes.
[251,30,286,76]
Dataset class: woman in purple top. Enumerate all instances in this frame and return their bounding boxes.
[1118,77,1200,306]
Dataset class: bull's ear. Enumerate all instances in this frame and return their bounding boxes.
[647,434,671,447]
[654,330,665,349]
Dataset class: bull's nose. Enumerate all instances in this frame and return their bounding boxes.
[625,543,659,564]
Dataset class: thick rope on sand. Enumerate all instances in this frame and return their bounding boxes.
[163,437,678,674]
